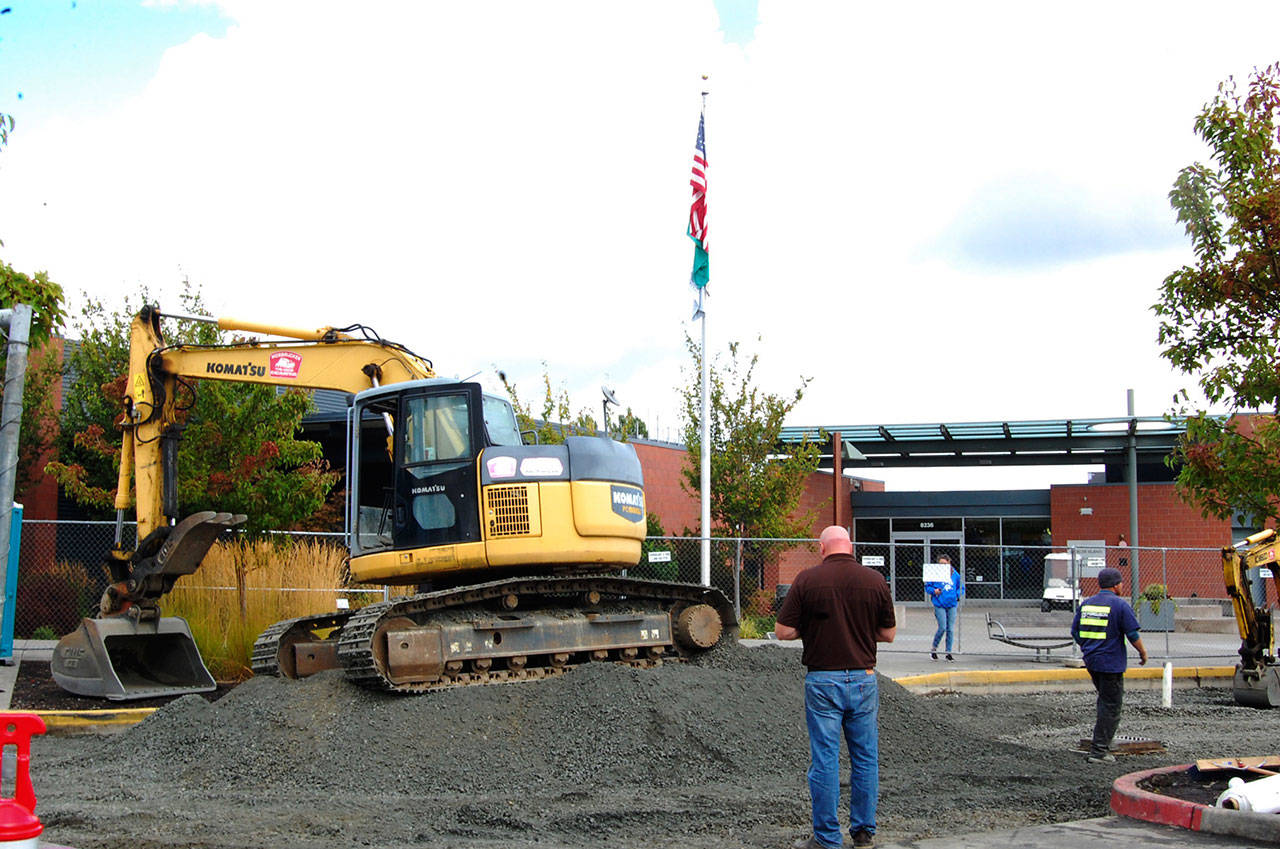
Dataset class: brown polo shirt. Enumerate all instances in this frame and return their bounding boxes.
[776,553,895,670]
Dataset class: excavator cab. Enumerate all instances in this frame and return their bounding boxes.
[353,380,487,556]
[345,379,645,586]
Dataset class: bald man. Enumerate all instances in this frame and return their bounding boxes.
[775,526,896,849]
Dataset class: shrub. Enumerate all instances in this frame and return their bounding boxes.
[1140,583,1177,615]
[15,561,97,638]
[738,614,776,640]
[165,536,352,681]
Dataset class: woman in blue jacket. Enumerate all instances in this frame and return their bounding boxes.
[927,553,964,661]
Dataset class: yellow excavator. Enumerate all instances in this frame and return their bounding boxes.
[52,306,733,700]
[1222,528,1280,707]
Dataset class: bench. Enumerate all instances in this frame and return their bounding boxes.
[985,613,1075,662]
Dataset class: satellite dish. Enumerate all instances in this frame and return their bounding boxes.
[602,386,619,406]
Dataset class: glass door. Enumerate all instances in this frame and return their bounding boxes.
[890,532,962,602]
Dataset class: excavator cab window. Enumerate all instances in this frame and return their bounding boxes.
[402,394,471,464]
[353,398,398,552]
[482,394,522,447]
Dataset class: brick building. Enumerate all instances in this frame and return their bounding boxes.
[775,415,1247,604]
[632,432,1238,604]
[28,362,1245,604]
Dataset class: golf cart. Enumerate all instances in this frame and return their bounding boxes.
[1040,552,1078,612]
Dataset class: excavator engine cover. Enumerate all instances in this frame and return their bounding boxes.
[51,616,216,701]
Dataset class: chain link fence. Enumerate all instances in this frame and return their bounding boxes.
[10,522,1266,660]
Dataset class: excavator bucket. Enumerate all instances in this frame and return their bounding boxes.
[49,511,244,701]
[52,615,216,701]
[1233,665,1280,709]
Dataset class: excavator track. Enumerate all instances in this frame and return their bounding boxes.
[250,613,353,680]
[251,575,735,694]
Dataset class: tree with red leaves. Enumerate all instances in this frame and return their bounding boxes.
[1155,64,1280,524]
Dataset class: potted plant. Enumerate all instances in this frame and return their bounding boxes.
[1138,583,1177,632]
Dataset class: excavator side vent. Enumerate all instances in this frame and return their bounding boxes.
[487,485,532,537]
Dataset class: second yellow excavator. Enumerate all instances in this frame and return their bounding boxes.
[52,306,733,700]
[1223,528,1280,707]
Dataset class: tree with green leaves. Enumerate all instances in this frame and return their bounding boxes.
[0,260,67,494]
[614,407,649,440]
[680,334,823,540]
[1154,63,1280,524]
[498,367,631,445]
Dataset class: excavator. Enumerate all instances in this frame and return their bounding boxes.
[1222,528,1280,707]
[52,306,733,700]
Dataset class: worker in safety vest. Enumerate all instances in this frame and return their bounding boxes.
[1071,567,1148,763]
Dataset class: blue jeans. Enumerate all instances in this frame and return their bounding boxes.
[804,669,879,846]
[931,605,957,652]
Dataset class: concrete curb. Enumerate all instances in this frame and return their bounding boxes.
[1111,763,1280,844]
[895,665,1235,694]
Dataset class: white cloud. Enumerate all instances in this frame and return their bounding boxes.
[0,0,1275,490]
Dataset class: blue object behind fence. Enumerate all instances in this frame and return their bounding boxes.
[1,504,22,662]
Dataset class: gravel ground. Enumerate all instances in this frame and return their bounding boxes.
[23,642,1275,849]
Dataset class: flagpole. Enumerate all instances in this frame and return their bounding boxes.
[697,84,711,588]
[699,283,711,587]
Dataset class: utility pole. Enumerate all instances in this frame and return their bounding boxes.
[0,305,32,661]
[1126,389,1140,605]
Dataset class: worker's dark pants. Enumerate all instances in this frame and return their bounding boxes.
[1088,670,1124,755]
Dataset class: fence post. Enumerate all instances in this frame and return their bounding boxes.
[1065,545,1084,667]
[1161,547,1170,659]
[733,537,742,622]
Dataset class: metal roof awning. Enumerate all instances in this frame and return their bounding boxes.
[778,416,1190,470]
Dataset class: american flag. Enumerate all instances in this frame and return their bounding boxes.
[688,110,709,289]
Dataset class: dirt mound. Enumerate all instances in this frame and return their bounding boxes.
[26,643,1265,849]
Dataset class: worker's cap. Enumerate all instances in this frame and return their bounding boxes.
[1097,568,1123,588]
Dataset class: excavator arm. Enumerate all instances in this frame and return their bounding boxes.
[1222,528,1280,707]
[118,304,435,554]
[55,304,436,698]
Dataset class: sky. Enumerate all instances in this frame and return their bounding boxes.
[0,0,1276,492]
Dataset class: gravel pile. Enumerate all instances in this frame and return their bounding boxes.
[26,642,1276,849]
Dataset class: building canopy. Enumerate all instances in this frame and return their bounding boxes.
[778,416,1190,470]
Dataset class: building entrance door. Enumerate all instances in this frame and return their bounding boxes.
[889,532,962,603]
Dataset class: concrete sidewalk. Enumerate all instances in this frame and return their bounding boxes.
[756,603,1244,681]
[878,816,1273,848]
